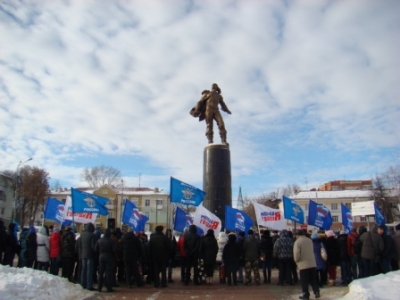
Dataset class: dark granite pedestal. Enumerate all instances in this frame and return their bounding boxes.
[203,144,232,229]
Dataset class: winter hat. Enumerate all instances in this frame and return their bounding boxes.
[155,225,164,233]
[325,230,335,238]
[311,233,319,239]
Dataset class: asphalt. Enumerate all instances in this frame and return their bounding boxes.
[84,268,350,300]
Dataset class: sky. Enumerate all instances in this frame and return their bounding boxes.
[1,263,399,299]
[1,0,399,204]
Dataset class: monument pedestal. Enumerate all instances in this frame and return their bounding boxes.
[203,144,232,229]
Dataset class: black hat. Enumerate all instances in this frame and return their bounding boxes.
[155,225,164,232]
[295,229,304,236]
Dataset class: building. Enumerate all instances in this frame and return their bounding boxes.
[0,172,14,225]
[46,185,171,232]
[318,180,373,191]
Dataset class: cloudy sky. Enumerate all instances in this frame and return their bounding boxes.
[1,0,399,203]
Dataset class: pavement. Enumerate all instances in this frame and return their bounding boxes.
[85,268,350,300]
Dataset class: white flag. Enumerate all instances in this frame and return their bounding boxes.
[253,202,286,230]
[193,203,222,237]
[64,196,98,224]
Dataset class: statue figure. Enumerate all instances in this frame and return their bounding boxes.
[190,83,232,146]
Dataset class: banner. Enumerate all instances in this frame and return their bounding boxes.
[170,177,206,206]
[308,199,332,230]
[122,199,143,232]
[225,205,254,233]
[43,197,72,225]
[253,202,286,230]
[374,202,386,225]
[282,196,305,224]
[341,203,353,233]
[64,196,98,224]
[71,188,108,216]
[193,203,221,237]
[351,200,375,216]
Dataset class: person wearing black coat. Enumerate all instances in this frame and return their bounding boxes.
[199,229,218,284]
[95,228,118,293]
[149,226,170,288]
[80,223,96,290]
[260,230,274,283]
[325,230,340,286]
[61,227,76,282]
[0,220,6,263]
[337,231,351,285]
[2,222,18,267]
[165,229,177,283]
[184,224,201,285]
[120,229,143,288]
[223,233,241,286]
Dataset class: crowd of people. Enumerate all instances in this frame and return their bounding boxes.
[1,218,400,299]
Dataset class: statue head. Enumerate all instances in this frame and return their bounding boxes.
[211,83,221,94]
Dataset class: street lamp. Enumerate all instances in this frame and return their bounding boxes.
[13,158,33,223]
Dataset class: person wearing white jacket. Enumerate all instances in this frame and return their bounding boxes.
[216,231,228,284]
[36,226,50,271]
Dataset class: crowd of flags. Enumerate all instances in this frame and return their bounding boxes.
[44,177,387,234]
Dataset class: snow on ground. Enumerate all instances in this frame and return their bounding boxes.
[340,270,400,300]
[0,265,93,300]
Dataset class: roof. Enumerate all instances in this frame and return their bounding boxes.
[292,190,373,200]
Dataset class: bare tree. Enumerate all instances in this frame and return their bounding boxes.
[372,175,394,223]
[81,165,122,188]
[17,166,50,225]
[50,179,62,191]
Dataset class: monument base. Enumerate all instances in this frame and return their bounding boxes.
[203,143,232,230]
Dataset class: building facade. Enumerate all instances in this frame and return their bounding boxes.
[0,173,14,225]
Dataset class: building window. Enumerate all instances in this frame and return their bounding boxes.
[332,216,339,222]
[131,197,139,206]
[144,212,150,218]
[331,203,338,210]
[102,189,108,194]
[360,216,366,221]
[362,185,372,190]
[304,204,309,211]
[96,214,101,219]
[332,186,341,191]
[40,213,44,219]
[345,203,351,209]
[108,212,113,218]
[0,191,5,201]
[145,199,150,206]
[156,200,163,209]
[108,199,114,205]
[0,207,4,215]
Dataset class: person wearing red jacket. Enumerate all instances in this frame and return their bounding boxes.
[49,226,61,275]
[347,228,359,280]
[177,228,188,282]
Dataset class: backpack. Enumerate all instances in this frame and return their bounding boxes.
[353,235,362,255]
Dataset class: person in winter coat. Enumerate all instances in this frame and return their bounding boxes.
[36,225,50,271]
[393,224,400,269]
[26,225,37,268]
[325,230,340,286]
[311,233,327,288]
[216,231,228,284]
[236,231,245,283]
[356,226,367,278]
[360,226,384,277]
[243,229,261,286]
[273,229,294,286]
[2,222,19,266]
[377,224,395,274]
[337,231,351,285]
[0,220,6,263]
[347,228,359,279]
[223,233,241,286]
[95,228,118,293]
[120,228,143,288]
[79,223,96,290]
[259,230,274,283]
[49,226,61,275]
[184,224,201,285]
[61,227,76,282]
[149,225,169,288]
[177,228,188,282]
[294,230,320,300]
[18,227,30,268]
[93,229,101,283]
[165,229,177,283]
[199,229,218,284]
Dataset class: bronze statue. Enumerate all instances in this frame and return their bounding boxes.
[190,83,232,145]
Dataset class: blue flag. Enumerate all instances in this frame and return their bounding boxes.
[173,206,203,235]
[374,202,386,225]
[225,205,254,233]
[43,197,72,225]
[308,199,333,230]
[122,200,143,232]
[137,214,149,232]
[341,203,353,233]
[170,177,205,206]
[282,196,305,224]
[71,188,108,216]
